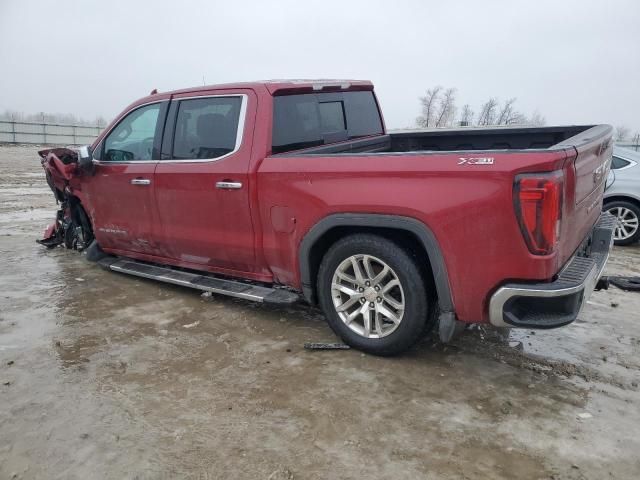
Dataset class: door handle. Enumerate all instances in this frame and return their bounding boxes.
[131,178,151,185]
[216,181,243,190]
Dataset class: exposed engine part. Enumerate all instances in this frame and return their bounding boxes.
[37,199,94,251]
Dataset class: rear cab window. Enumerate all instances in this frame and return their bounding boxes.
[272,91,383,154]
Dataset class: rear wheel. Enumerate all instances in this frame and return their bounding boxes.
[605,200,640,246]
[317,234,433,356]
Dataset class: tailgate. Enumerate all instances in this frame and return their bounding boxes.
[555,125,613,264]
[565,126,613,205]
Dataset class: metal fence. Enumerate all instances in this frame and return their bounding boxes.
[0,120,103,146]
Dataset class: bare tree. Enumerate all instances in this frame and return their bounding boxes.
[416,86,442,128]
[434,88,457,127]
[1,110,25,121]
[496,98,514,125]
[616,125,631,142]
[460,104,474,126]
[526,111,546,126]
[0,109,111,126]
[476,98,498,126]
[416,85,548,129]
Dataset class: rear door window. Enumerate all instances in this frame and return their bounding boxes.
[171,96,243,160]
[272,91,383,154]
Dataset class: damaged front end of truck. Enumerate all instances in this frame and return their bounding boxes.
[37,146,94,251]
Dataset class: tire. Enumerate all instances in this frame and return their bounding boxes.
[317,234,433,356]
[604,200,640,246]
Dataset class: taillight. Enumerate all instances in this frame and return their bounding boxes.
[514,172,563,255]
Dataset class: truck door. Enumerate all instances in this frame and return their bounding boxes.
[153,91,257,274]
[84,101,167,255]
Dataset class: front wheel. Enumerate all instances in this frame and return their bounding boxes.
[317,234,433,356]
[605,200,640,246]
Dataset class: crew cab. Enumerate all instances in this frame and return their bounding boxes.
[39,80,616,355]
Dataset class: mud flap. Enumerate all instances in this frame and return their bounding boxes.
[84,240,108,262]
[438,311,466,342]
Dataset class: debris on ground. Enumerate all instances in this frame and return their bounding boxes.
[577,412,593,420]
[304,342,351,350]
[182,321,200,329]
[267,466,294,480]
[608,276,640,291]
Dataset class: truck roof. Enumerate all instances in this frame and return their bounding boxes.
[147,79,374,99]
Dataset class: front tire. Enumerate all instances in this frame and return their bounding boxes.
[317,234,432,356]
[605,200,640,246]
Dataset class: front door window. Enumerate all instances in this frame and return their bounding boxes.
[103,103,162,162]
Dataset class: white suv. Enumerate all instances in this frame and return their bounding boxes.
[604,147,640,245]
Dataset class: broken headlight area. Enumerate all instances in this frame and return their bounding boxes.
[37,148,94,252]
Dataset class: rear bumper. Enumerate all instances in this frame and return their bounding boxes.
[488,212,616,328]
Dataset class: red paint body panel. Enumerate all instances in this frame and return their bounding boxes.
[256,149,583,323]
[40,80,611,326]
[153,89,260,274]
[82,163,161,254]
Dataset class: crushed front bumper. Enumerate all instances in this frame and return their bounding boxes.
[489,212,616,328]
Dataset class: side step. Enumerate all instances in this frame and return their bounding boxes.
[97,257,299,305]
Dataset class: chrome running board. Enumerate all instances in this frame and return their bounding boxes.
[97,257,299,305]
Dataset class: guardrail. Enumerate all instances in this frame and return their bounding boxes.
[0,120,103,146]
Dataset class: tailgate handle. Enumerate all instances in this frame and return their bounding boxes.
[216,181,242,190]
[131,178,151,185]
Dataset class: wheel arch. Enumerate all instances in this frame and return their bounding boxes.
[603,195,640,208]
[298,214,454,315]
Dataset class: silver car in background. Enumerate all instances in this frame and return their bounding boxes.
[604,146,640,245]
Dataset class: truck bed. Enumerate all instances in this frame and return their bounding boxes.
[275,125,597,155]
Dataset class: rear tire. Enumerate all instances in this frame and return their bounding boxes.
[317,234,433,356]
[605,200,640,246]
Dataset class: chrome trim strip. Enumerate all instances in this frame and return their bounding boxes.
[215,181,243,189]
[130,178,151,185]
[159,93,248,164]
[93,94,248,165]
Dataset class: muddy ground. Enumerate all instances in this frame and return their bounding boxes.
[0,144,639,480]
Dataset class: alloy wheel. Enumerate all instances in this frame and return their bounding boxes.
[608,206,639,241]
[330,254,405,339]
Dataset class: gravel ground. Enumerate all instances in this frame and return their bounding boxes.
[1,144,639,480]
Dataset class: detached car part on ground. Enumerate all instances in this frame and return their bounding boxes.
[37,79,616,356]
[603,146,640,245]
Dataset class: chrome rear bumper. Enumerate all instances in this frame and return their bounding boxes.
[489,212,616,328]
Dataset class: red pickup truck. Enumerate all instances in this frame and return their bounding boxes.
[39,79,616,355]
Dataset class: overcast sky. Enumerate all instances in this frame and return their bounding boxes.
[1,0,639,132]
